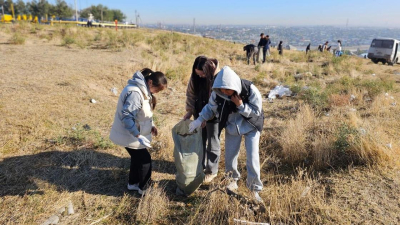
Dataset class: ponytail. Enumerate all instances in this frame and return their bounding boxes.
[141,68,168,110]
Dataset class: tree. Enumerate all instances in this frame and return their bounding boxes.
[15,0,28,15]
[26,0,39,16]
[0,0,14,14]
[49,0,72,18]
[80,4,125,22]
[109,9,125,21]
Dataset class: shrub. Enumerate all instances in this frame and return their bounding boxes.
[9,32,26,45]
[62,35,75,46]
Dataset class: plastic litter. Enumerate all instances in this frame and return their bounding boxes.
[90,99,97,103]
[372,74,376,76]
[111,87,118,95]
[41,215,59,225]
[268,85,292,100]
[386,143,392,149]
[350,95,356,101]
[68,201,74,215]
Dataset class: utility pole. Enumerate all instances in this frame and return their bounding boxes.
[135,10,138,26]
[74,0,78,22]
[193,18,195,33]
[101,7,103,22]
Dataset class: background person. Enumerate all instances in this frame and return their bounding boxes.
[257,33,266,63]
[306,43,311,54]
[264,35,272,59]
[109,68,168,195]
[277,41,283,55]
[336,40,343,56]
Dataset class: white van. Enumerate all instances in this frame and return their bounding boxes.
[367,38,400,65]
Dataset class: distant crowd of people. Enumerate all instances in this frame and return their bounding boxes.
[313,40,343,56]
[255,32,343,60]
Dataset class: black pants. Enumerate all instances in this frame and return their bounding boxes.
[125,147,152,190]
[262,48,267,63]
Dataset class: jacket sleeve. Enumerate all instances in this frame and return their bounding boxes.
[121,91,142,137]
[237,84,262,118]
[185,78,196,113]
[198,92,218,122]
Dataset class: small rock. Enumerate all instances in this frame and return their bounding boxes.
[83,124,91,130]
[372,74,376,76]
[350,95,356,101]
[349,108,357,112]
[386,143,392,149]
[391,102,397,106]
[385,93,389,97]
[359,128,367,135]
[72,127,77,131]
[90,99,97,103]
[68,201,74,215]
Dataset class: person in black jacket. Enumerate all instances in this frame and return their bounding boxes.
[306,43,311,54]
[257,33,266,63]
[277,41,283,55]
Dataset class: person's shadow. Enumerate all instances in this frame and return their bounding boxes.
[0,149,175,197]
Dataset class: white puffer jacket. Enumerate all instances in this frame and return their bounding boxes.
[109,71,153,149]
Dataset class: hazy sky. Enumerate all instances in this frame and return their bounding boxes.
[49,0,400,27]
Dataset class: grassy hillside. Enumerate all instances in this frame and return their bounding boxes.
[0,22,399,224]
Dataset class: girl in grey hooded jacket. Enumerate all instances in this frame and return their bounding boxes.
[189,66,264,201]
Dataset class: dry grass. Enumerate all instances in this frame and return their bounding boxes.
[1,23,400,224]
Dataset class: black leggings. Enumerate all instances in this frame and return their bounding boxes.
[125,148,152,189]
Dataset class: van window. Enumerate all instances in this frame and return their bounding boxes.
[371,40,394,48]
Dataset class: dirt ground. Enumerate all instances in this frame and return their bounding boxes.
[1,26,400,224]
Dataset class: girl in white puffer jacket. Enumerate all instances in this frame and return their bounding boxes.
[110,68,167,195]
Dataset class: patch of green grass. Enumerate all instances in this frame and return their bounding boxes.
[9,32,26,45]
[62,35,75,46]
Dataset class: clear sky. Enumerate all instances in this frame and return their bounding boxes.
[49,0,400,27]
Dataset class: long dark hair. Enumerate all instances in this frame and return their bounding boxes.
[191,56,218,98]
[141,68,168,110]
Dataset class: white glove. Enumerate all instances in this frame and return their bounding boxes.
[189,119,202,133]
[137,135,152,148]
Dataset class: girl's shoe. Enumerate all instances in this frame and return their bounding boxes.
[204,174,217,183]
[138,188,146,195]
[252,191,263,203]
[127,183,140,191]
[226,180,238,191]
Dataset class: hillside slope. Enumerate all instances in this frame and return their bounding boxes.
[0,23,399,224]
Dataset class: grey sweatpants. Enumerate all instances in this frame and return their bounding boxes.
[225,129,263,191]
[201,121,221,175]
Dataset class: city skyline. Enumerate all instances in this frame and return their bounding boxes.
[41,0,400,28]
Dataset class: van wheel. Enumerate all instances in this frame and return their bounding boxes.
[381,60,387,65]
[372,59,379,64]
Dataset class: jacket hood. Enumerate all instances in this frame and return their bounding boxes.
[212,66,241,100]
[127,71,150,97]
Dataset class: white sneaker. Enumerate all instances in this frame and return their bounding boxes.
[226,180,238,191]
[138,188,146,195]
[127,183,140,191]
[252,191,263,203]
[204,174,217,183]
